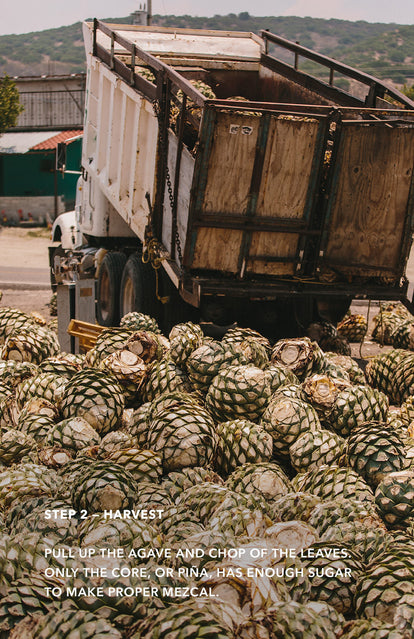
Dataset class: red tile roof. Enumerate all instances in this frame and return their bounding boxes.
[31,130,83,151]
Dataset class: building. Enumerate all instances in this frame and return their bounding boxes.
[0,130,82,225]
[132,3,150,25]
[0,74,85,224]
[11,74,85,131]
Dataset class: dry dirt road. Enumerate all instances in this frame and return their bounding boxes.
[0,226,414,358]
[0,227,54,321]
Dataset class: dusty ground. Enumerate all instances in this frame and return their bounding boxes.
[0,226,54,322]
[0,226,412,359]
[0,288,52,321]
[0,226,51,266]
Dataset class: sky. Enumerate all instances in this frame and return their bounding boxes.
[1,0,413,36]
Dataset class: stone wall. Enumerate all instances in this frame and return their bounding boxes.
[0,195,65,224]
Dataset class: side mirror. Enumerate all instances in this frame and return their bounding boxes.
[56,142,67,173]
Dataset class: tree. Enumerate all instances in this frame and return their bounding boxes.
[402,84,414,101]
[0,74,24,134]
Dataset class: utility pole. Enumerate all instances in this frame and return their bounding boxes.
[147,0,152,25]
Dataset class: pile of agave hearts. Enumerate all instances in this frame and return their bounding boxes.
[0,304,413,639]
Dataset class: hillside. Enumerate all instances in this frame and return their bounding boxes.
[0,13,413,88]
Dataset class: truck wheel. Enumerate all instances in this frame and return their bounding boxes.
[317,297,352,324]
[96,251,127,326]
[200,297,235,326]
[119,253,161,321]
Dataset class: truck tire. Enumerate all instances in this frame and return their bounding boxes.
[96,251,127,327]
[317,297,352,324]
[199,296,235,326]
[119,253,160,321]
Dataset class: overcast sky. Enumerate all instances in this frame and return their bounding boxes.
[1,0,413,36]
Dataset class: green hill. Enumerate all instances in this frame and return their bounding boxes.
[0,13,413,88]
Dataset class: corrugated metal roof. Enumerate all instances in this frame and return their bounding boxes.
[31,130,83,151]
[0,131,60,154]
[0,130,82,154]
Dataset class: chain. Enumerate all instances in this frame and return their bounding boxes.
[141,97,184,304]
[143,192,169,304]
[152,98,184,273]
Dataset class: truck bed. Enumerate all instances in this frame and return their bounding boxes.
[82,21,414,310]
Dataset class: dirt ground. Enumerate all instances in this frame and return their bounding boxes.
[0,226,53,322]
[0,226,51,266]
[0,288,52,322]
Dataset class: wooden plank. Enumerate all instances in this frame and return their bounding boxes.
[248,232,301,275]
[192,227,245,272]
[256,117,321,217]
[203,112,260,213]
[248,117,321,275]
[191,111,260,272]
[323,125,414,277]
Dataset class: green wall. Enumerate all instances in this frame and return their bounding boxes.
[0,137,82,209]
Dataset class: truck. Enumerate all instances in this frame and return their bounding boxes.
[51,19,414,339]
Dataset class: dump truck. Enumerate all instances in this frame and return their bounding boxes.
[51,20,414,338]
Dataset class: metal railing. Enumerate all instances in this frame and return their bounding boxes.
[12,89,85,130]
[261,30,414,109]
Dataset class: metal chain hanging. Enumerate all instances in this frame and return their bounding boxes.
[142,191,170,304]
[141,95,186,304]
[152,98,184,273]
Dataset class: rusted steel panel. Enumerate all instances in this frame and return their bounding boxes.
[321,124,414,279]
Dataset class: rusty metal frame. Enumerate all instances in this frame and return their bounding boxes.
[296,109,341,278]
[261,54,363,108]
[191,214,321,233]
[183,104,216,270]
[236,111,271,276]
[194,273,411,303]
[152,71,171,239]
[209,101,414,119]
[93,20,206,105]
[171,94,187,259]
[260,30,414,110]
